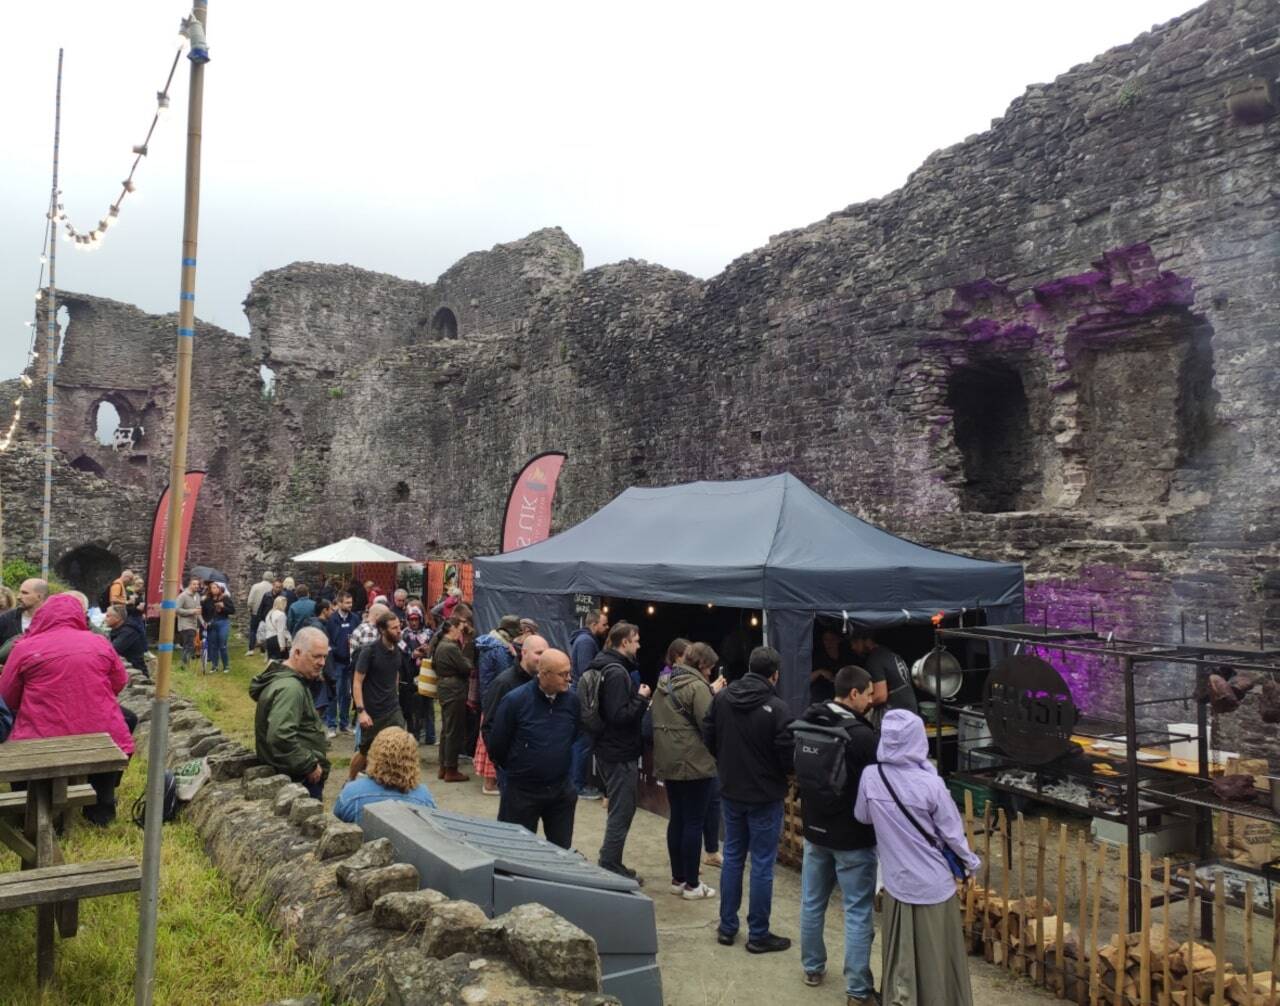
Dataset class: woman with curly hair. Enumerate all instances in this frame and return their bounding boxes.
[333,725,437,823]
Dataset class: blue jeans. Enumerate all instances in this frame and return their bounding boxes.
[800,841,877,998]
[719,798,783,942]
[571,733,593,792]
[327,660,352,729]
[205,619,230,670]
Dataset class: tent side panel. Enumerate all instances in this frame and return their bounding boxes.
[767,608,814,718]
[473,587,579,651]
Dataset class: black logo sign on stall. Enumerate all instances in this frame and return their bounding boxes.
[982,655,1078,764]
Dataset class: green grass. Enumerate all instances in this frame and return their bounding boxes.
[0,631,332,1005]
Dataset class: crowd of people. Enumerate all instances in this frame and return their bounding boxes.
[245,586,981,1006]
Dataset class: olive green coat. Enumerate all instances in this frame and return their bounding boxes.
[651,664,716,781]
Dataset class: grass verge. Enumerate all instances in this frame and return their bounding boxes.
[0,631,331,1005]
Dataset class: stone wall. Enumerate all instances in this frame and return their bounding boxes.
[3,0,1279,751]
[116,675,613,1005]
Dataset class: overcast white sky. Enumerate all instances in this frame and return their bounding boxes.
[2,1,1196,378]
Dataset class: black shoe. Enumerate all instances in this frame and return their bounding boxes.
[746,933,792,954]
[599,862,644,886]
[716,929,736,946]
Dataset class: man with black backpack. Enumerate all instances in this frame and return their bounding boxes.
[792,665,880,1005]
[580,621,651,883]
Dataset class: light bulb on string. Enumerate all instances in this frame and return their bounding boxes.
[157,91,170,114]
[38,254,47,264]
[34,290,42,301]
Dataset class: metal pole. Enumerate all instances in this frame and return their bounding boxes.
[39,49,63,578]
[136,7,207,1002]
[1122,656,1141,933]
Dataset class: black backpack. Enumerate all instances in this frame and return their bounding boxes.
[131,770,179,827]
[578,663,613,736]
[791,720,853,814]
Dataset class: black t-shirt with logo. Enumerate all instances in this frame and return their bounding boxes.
[355,640,401,718]
[865,646,918,713]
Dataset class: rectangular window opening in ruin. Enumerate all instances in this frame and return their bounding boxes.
[946,360,1044,514]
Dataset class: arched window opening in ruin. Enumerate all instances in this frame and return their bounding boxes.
[947,362,1040,513]
[431,307,458,340]
[55,306,69,365]
[94,401,121,447]
[69,454,107,477]
[259,363,277,399]
[393,480,410,502]
[54,543,121,601]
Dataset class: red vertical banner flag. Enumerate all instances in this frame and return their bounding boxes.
[501,452,567,553]
[145,471,206,618]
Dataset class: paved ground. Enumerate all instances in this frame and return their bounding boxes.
[324,740,1054,1006]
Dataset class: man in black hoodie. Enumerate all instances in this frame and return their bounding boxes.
[702,645,793,954]
[589,621,651,882]
[794,665,879,1002]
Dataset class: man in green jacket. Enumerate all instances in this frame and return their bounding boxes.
[250,625,331,798]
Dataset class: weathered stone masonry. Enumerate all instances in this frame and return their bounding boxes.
[4,0,1279,753]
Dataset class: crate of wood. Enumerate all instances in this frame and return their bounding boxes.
[778,781,804,868]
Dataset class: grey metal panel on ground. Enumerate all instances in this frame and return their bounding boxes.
[492,873,658,954]
[598,956,664,1005]
[416,807,639,892]
[360,802,496,912]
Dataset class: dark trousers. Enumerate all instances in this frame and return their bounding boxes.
[437,677,467,770]
[298,776,324,801]
[596,757,638,869]
[666,777,715,887]
[719,798,784,942]
[705,774,722,853]
[248,613,261,651]
[398,684,418,737]
[498,778,577,849]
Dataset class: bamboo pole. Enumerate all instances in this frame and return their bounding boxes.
[1160,858,1171,1006]
[1036,816,1048,984]
[1245,880,1254,1006]
[136,7,208,1004]
[1001,808,1012,970]
[1078,831,1089,1006]
[1139,850,1151,1006]
[39,49,63,578]
[1213,869,1226,1006]
[1114,844,1127,1006]
[1056,823,1067,998]
[1090,842,1105,1006]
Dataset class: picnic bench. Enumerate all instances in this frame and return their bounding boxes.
[0,733,140,986]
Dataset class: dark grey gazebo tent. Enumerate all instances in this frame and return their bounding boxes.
[473,473,1024,712]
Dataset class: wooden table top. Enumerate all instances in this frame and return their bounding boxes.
[0,734,128,784]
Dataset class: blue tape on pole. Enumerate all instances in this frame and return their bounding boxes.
[161,599,177,609]
[177,327,195,338]
[181,258,197,267]
[180,292,195,301]
[157,643,175,652]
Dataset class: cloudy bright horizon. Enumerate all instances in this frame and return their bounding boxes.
[2,1,1198,378]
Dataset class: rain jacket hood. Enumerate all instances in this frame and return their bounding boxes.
[876,706,931,768]
[0,594,133,755]
[724,671,776,712]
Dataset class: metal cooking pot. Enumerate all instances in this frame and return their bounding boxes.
[910,649,964,700]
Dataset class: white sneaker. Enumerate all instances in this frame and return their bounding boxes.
[682,882,716,900]
[669,882,686,896]
[325,728,337,739]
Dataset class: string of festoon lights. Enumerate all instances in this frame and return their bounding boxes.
[7,20,203,453]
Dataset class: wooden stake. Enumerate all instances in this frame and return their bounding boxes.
[1114,844,1127,1006]
[964,790,976,934]
[1078,831,1089,1006]
[1036,816,1048,984]
[1090,842,1105,1006]
[1160,858,1171,1006]
[1270,896,1278,1006]
[1056,823,1067,998]
[1001,808,1012,970]
[1213,869,1225,1005]
[1138,850,1151,1006]
[1186,867,1197,1004]
[1018,812,1027,972]
[981,802,993,960]
[1245,880,1255,1006]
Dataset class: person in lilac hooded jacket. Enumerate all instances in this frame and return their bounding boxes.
[854,709,980,1006]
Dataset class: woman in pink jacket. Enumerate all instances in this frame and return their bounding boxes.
[0,593,135,825]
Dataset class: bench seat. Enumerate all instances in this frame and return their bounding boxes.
[0,784,97,818]
[0,859,141,911]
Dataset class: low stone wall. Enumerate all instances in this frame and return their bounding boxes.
[118,674,615,1005]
